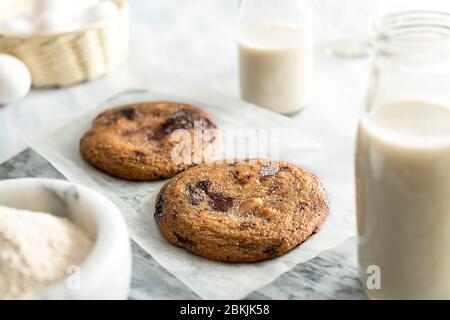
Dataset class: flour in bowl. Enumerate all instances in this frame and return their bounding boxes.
[0,205,94,299]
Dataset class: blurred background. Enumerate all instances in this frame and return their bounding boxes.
[1,0,450,163]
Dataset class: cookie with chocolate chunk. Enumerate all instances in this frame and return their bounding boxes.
[80,101,219,180]
[155,159,329,263]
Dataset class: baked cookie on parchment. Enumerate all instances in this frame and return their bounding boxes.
[155,159,329,263]
[80,101,219,180]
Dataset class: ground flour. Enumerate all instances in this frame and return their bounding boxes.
[0,205,93,299]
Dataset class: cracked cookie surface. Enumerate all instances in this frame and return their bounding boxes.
[155,159,329,262]
[80,101,219,180]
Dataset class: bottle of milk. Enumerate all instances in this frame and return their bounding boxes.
[356,11,450,299]
[238,0,313,115]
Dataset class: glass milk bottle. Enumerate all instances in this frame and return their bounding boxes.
[356,11,450,299]
[238,0,313,115]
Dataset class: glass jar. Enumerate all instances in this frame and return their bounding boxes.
[237,0,313,115]
[356,11,450,299]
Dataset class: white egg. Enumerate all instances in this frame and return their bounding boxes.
[34,12,79,34]
[81,0,119,26]
[0,17,34,36]
[32,0,72,17]
[0,54,31,105]
[32,0,84,23]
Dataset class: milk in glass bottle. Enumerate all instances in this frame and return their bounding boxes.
[238,0,313,115]
[356,11,450,299]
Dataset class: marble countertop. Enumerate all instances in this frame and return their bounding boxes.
[0,149,366,299]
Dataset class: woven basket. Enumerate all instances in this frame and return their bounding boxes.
[0,0,129,88]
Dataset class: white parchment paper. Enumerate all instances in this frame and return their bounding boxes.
[19,88,356,300]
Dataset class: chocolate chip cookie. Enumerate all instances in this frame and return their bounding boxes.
[155,159,329,263]
[80,101,219,180]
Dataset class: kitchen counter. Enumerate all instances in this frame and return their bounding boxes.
[0,0,375,301]
[0,149,366,299]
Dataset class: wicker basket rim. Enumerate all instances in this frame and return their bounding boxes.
[0,0,128,40]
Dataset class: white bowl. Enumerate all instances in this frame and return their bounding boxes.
[0,178,131,300]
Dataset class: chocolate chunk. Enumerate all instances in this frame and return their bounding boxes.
[147,127,167,141]
[263,243,281,255]
[191,180,234,212]
[154,194,164,222]
[173,232,195,246]
[260,166,279,178]
[186,184,204,205]
[208,193,234,212]
[148,109,215,140]
[119,108,136,120]
[196,180,212,193]
[100,107,135,125]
